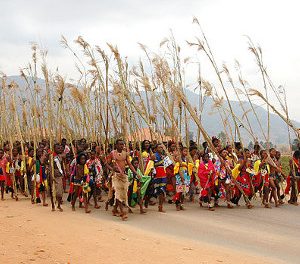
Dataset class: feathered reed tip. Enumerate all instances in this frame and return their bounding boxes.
[212,95,224,109]
[55,75,66,97]
[202,79,213,97]
[235,88,245,95]
[141,76,152,92]
[0,71,7,78]
[138,43,148,52]
[192,17,200,25]
[88,58,97,67]
[70,85,85,104]
[183,57,191,64]
[152,56,171,86]
[149,115,156,122]
[238,76,245,86]
[31,42,38,63]
[160,38,169,47]
[112,82,122,95]
[75,36,89,49]
[222,64,229,75]
[234,60,241,70]
[248,88,263,98]
[95,46,107,61]
[60,35,68,48]
[107,43,120,59]
[186,38,204,51]
[131,66,141,78]
[8,81,18,90]
[277,85,284,94]
[19,69,26,79]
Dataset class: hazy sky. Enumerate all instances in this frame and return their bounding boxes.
[0,0,299,120]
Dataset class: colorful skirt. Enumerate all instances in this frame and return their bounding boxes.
[173,171,190,202]
[128,175,151,207]
[153,177,167,197]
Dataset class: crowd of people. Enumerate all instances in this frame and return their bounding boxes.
[0,137,299,221]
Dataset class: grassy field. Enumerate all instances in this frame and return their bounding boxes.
[281,155,290,176]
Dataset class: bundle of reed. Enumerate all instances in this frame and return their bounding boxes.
[11,85,29,196]
[41,51,57,207]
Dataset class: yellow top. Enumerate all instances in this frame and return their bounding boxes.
[174,161,194,176]
[253,160,270,174]
[144,160,154,176]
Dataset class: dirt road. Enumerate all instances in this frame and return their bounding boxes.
[0,197,299,264]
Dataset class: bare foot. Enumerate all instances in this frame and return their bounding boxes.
[158,206,166,213]
[149,201,156,206]
[121,214,128,221]
[140,209,146,214]
[247,204,254,209]
[43,203,48,207]
[85,209,91,214]
[52,207,56,212]
[58,207,63,212]
[112,210,120,217]
[264,203,272,209]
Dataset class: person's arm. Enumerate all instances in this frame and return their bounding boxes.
[105,152,115,172]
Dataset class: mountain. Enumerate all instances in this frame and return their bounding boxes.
[182,89,299,145]
[4,76,299,145]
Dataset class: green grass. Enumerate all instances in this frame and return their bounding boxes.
[281,155,290,176]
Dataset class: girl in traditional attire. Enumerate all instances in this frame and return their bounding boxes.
[253,150,271,208]
[198,153,216,210]
[86,149,102,209]
[288,150,300,205]
[217,149,234,208]
[173,147,192,210]
[141,140,152,173]
[153,144,167,212]
[71,153,91,213]
[127,157,151,214]
[231,149,254,209]
[35,149,48,206]
[0,149,8,200]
